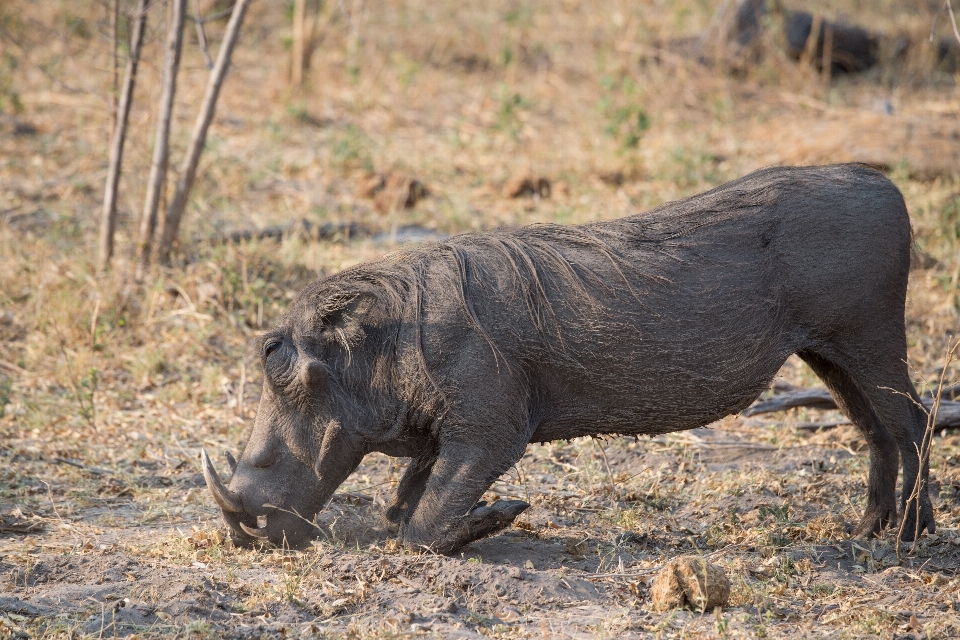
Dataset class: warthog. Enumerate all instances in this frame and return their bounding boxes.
[203,164,935,554]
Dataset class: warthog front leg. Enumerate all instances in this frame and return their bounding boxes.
[381,453,437,533]
[400,439,529,554]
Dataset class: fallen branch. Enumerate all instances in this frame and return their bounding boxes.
[54,457,114,476]
[0,514,45,535]
[794,420,851,431]
[743,388,837,415]
[744,385,960,430]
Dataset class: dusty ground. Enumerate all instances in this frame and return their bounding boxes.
[3,0,960,637]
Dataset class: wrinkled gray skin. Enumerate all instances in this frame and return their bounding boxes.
[204,164,934,554]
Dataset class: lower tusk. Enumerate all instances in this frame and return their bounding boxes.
[201,448,244,513]
[239,522,269,538]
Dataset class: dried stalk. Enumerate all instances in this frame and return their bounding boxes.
[136,0,187,274]
[97,0,148,273]
[820,23,833,86]
[292,0,307,85]
[897,339,959,561]
[155,0,251,264]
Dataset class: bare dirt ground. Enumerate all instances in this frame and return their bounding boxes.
[3,1,960,638]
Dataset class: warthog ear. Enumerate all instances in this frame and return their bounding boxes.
[314,294,377,352]
[316,293,375,330]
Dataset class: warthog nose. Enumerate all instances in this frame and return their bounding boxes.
[244,435,281,468]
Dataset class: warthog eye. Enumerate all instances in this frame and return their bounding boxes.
[264,339,281,358]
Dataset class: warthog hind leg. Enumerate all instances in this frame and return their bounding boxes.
[799,345,935,541]
[798,350,899,537]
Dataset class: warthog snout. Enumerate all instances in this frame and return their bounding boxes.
[202,446,329,548]
[201,449,265,543]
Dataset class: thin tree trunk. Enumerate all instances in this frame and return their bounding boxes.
[155,0,251,264]
[110,0,119,131]
[136,0,187,274]
[98,0,148,273]
[291,0,307,85]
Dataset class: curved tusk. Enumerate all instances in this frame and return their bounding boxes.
[201,448,244,513]
[224,450,238,476]
[239,522,269,538]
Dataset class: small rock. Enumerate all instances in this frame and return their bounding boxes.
[13,121,38,136]
[615,532,647,546]
[873,545,894,562]
[500,606,522,621]
[507,566,523,580]
[564,537,587,557]
[596,170,624,187]
[650,555,730,611]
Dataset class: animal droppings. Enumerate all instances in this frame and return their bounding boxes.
[651,556,730,611]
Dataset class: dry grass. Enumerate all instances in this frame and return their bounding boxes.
[2,0,960,637]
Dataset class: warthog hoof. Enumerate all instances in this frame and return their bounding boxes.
[429,500,530,555]
[897,499,936,542]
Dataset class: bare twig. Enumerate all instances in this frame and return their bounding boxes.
[933,0,960,46]
[592,437,618,499]
[193,0,214,69]
[582,567,662,580]
[156,0,252,264]
[897,339,959,561]
[89,298,101,350]
[136,0,187,273]
[0,359,27,375]
[98,0,149,272]
[53,326,97,433]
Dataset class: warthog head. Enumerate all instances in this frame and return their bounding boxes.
[203,281,415,548]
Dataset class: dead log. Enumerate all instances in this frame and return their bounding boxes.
[744,384,960,430]
[217,220,363,245]
[743,387,837,415]
[733,0,877,74]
